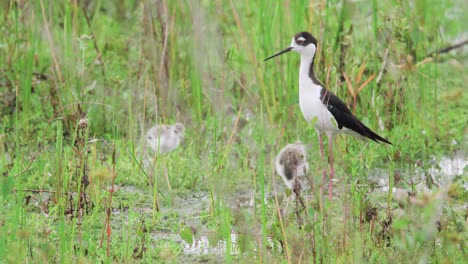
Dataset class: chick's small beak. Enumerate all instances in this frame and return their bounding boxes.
[264,47,293,61]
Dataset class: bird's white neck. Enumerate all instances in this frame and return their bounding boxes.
[298,53,320,92]
[300,54,313,77]
[299,50,324,122]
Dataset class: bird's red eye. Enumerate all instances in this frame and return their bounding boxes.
[297,39,304,45]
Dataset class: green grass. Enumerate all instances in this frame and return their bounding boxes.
[1,0,467,263]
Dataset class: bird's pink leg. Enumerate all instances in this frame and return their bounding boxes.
[328,135,335,200]
[317,132,327,195]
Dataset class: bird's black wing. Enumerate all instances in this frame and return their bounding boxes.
[320,89,392,144]
[320,89,354,129]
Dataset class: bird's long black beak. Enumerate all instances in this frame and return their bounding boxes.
[264,47,293,61]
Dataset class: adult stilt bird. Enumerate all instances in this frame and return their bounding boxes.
[265,32,391,199]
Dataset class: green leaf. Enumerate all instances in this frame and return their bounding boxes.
[1,175,14,200]
[392,218,410,229]
[310,116,318,127]
[179,225,194,245]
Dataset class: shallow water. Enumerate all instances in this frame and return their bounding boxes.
[427,150,466,184]
[373,151,467,193]
[112,152,467,259]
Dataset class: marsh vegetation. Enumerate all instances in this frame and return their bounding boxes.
[0,0,466,263]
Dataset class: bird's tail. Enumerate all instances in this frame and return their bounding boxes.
[362,123,392,145]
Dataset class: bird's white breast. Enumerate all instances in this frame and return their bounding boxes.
[298,74,339,134]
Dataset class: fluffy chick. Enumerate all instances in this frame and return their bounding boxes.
[146,123,185,154]
[275,141,309,189]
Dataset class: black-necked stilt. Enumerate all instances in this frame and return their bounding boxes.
[146,123,185,154]
[275,141,309,190]
[265,32,391,199]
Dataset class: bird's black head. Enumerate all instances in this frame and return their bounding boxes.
[293,32,317,47]
[265,31,318,61]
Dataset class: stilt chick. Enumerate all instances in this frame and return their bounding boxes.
[275,141,309,189]
[146,123,185,154]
